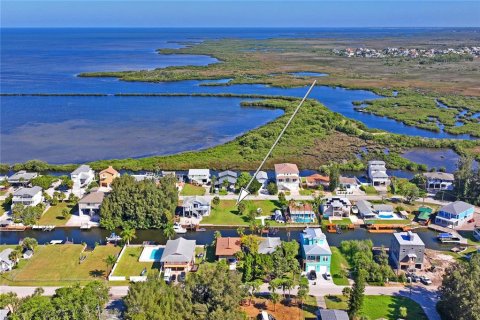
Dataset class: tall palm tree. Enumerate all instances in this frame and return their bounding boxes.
[163,223,175,240]
[104,254,117,276]
[121,227,136,246]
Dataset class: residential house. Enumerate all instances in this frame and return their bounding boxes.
[216,170,237,190]
[288,202,317,223]
[131,172,158,182]
[258,237,281,254]
[336,176,361,195]
[70,165,95,196]
[99,166,119,188]
[181,196,211,218]
[0,249,15,273]
[187,169,210,185]
[423,172,454,192]
[300,228,332,273]
[256,171,269,190]
[368,160,390,186]
[274,163,300,191]
[215,237,242,260]
[12,186,43,207]
[321,197,351,218]
[7,171,38,186]
[356,200,376,219]
[390,231,425,271]
[305,174,329,189]
[319,310,349,320]
[435,201,475,228]
[23,249,33,259]
[78,191,105,217]
[373,204,394,216]
[417,207,433,224]
[160,237,196,273]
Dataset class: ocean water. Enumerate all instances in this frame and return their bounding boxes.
[1,28,476,163]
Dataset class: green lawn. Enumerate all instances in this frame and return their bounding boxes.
[1,244,121,286]
[201,200,281,225]
[325,295,428,320]
[0,201,7,215]
[181,184,206,196]
[365,219,410,225]
[330,247,350,285]
[360,185,378,195]
[299,189,314,196]
[113,246,159,278]
[303,295,318,320]
[37,202,74,226]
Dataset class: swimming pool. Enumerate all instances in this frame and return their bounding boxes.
[378,214,395,219]
[139,246,164,262]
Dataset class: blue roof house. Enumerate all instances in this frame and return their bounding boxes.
[300,228,332,274]
[435,201,475,229]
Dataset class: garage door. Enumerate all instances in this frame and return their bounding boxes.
[318,266,327,274]
[307,265,316,272]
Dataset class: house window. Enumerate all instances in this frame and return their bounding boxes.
[322,256,329,262]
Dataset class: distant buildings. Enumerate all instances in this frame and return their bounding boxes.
[300,228,331,274]
[390,231,425,271]
[333,46,480,59]
[99,166,120,188]
[423,172,454,193]
[304,173,329,189]
[71,165,95,196]
[435,201,475,228]
[256,171,269,191]
[337,176,361,195]
[7,171,38,186]
[12,186,43,207]
[216,170,237,190]
[274,163,300,191]
[187,169,210,185]
[368,160,389,186]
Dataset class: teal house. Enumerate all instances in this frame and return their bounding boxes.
[300,228,332,274]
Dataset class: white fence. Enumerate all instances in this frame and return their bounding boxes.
[107,244,128,281]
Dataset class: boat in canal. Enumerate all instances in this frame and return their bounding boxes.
[173,223,187,234]
[105,232,121,242]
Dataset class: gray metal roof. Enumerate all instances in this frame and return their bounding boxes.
[258,237,281,254]
[0,249,14,262]
[393,232,425,246]
[188,169,210,176]
[356,200,373,215]
[368,160,386,166]
[79,191,105,204]
[182,196,210,207]
[8,171,37,182]
[302,228,326,240]
[256,171,268,181]
[423,172,454,181]
[440,201,474,215]
[71,165,92,175]
[161,238,196,263]
[319,309,349,320]
[373,204,394,212]
[370,171,389,178]
[303,244,331,255]
[218,170,237,178]
[13,186,42,197]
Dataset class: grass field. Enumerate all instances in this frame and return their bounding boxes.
[330,247,350,285]
[365,219,411,225]
[112,246,159,278]
[360,185,378,195]
[181,184,206,196]
[37,202,73,226]
[0,201,7,215]
[1,244,121,286]
[325,295,428,320]
[201,200,281,225]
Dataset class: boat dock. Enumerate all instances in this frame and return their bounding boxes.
[428,224,468,244]
[366,224,412,233]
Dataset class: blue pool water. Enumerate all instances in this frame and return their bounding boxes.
[149,248,164,261]
[378,214,395,219]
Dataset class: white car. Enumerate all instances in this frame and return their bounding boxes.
[351,206,359,214]
[324,272,332,280]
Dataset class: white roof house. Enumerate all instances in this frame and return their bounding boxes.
[216,170,237,187]
[181,196,211,217]
[258,237,282,254]
[0,248,15,273]
[160,238,196,272]
[368,160,389,186]
[12,186,43,207]
[71,165,95,197]
[187,169,210,185]
[423,172,454,192]
[256,171,269,189]
[321,197,351,218]
[7,171,38,185]
[274,163,300,191]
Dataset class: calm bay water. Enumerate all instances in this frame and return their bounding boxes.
[1,28,475,164]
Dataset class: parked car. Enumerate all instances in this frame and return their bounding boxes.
[323,272,332,280]
[170,274,177,283]
[420,276,432,285]
[308,270,317,280]
[179,272,186,282]
[351,206,359,214]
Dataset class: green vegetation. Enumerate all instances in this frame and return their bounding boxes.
[113,246,159,278]
[100,175,178,229]
[201,200,280,225]
[1,245,121,286]
[325,295,428,320]
[37,202,73,226]
[452,156,480,205]
[330,247,350,285]
[30,175,59,190]
[359,185,378,195]
[180,183,206,196]
[0,281,109,319]
[438,255,480,320]
[11,203,45,225]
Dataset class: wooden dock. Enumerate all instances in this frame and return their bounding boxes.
[367,224,412,233]
[428,224,469,245]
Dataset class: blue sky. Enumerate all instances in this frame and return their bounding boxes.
[2,1,479,28]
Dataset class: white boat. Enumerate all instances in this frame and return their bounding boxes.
[106,232,121,242]
[173,223,187,234]
[49,240,63,245]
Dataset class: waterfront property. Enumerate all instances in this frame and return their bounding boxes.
[70,165,95,196]
[368,160,390,186]
[160,237,196,273]
[0,248,15,273]
[390,231,425,271]
[258,237,281,254]
[356,200,376,219]
[215,237,241,269]
[336,176,361,195]
[423,172,454,193]
[305,173,329,189]
[274,163,300,191]
[187,169,210,185]
[99,166,120,188]
[78,191,105,217]
[7,171,38,187]
[288,202,317,223]
[216,170,237,190]
[181,196,211,218]
[417,207,433,224]
[255,171,269,191]
[435,201,475,228]
[321,197,351,218]
[319,309,349,320]
[12,186,43,207]
[131,172,158,182]
[139,246,165,262]
[300,228,332,274]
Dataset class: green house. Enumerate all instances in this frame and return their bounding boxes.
[300,228,332,274]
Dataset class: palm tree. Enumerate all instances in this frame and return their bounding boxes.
[8,250,21,264]
[270,292,280,312]
[121,227,136,246]
[104,254,117,276]
[163,223,175,240]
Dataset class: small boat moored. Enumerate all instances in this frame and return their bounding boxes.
[106,232,122,242]
[173,223,187,234]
